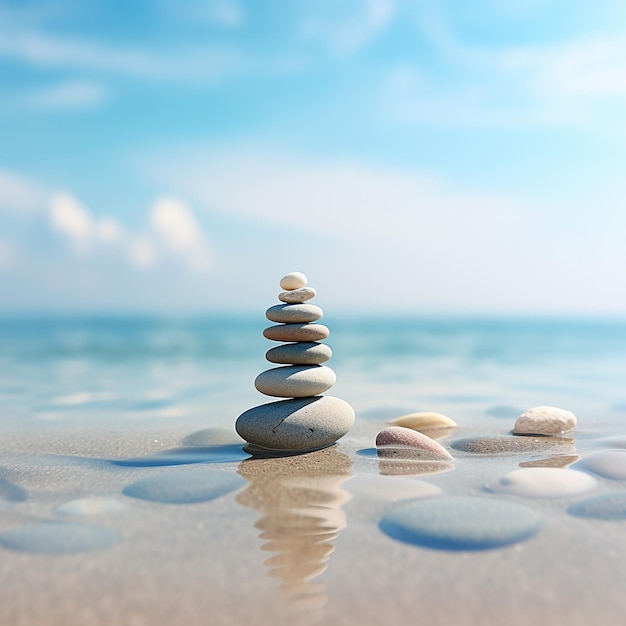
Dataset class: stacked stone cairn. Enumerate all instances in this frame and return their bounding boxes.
[236,272,355,455]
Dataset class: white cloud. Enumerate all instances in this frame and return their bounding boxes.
[26,80,108,109]
[300,0,396,55]
[148,146,524,244]
[95,217,124,244]
[150,197,211,273]
[49,192,94,248]
[0,169,46,213]
[129,236,158,269]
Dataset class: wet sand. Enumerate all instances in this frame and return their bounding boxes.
[2,416,626,626]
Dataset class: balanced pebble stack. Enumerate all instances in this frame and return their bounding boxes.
[236,272,355,454]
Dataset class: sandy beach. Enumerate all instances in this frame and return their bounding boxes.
[2,408,626,626]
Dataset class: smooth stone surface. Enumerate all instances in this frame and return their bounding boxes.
[266,303,323,324]
[255,365,336,397]
[263,323,330,343]
[380,497,542,551]
[280,272,307,290]
[391,412,457,431]
[513,406,577,435]
[236,396,355,451]
[452,435,576,456]
[376,426,453,460]
[55,497,127,516]
[488,467,597,498]
[568,490,626,520]
[123,471,245,504]
[575,450,626,480]
[279,287,316,304]
[266,342,332,365]
[0,522,121,554]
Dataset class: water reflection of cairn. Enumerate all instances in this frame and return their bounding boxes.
[237,447,352,624]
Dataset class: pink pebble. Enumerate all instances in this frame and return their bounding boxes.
[376,426,453,460]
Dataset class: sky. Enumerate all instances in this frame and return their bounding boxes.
[1,0,626,316]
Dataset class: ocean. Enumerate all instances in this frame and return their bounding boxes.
[2,315,625,431]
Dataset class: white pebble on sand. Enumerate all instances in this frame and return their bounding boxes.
[489,467,597,498]
[513,406,577,435]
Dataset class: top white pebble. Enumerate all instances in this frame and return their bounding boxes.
[280,272,307,290]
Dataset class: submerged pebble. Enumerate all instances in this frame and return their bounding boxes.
[55,497,127,516]
[380,496,542,550]
[0,522,120,554]
[452,435,576,456]
[489,467,597,498]
[376,426,453,460]
[574,450,626,480]
[345,475,441,501]
[0,477,27,502]
[391,412,457,431]
[513,406,577,436]
[123,471,245,504]
[568,490,626,520]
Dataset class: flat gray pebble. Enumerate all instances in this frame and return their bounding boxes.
[265,342,332,365]
[380,496,543,550]
[123,471,245,504]
[265,304,323,324]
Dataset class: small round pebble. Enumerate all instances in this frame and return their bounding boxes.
[380,496,543,551]
[266,304,323,324]
[568,490,626,520]
[488,467,597,498]
[263,323,330,343]
[255,365,336,397]
[279,287,316,304]
[123,471,245,504]
[574,450,626,480]
[280,272,307,290]
[376,426,453,460]
[513,406,577,436]
[391,412,457,431]
[266,342,332,365]
[0,522,120,554]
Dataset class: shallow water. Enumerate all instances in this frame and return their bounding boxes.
[2,315,626,625]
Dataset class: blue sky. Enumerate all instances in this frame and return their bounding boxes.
[1,0,625,315]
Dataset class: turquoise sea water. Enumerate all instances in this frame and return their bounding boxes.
[1,315,626,430]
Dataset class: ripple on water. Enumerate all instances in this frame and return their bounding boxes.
[488,468,597,498]
[380,496,542,551]
[0,522,120,554]
[568,491,626,520]
[574,450,626,480]
[123,470,245,504]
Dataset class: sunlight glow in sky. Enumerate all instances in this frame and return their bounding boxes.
[1,0,626,315]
